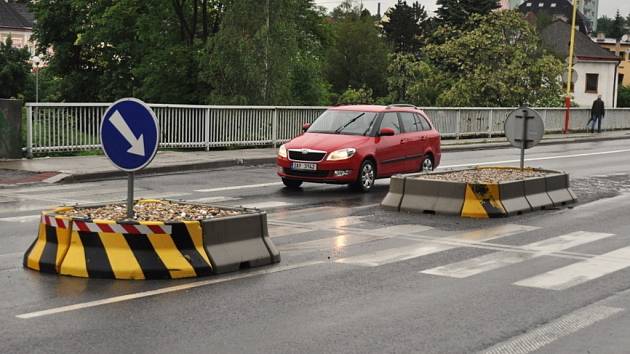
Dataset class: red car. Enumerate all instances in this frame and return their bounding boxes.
[277,104,441,192]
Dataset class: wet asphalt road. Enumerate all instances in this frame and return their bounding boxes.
[2,139,630,353]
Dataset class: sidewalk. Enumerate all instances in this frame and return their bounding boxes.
[1,130,629,186]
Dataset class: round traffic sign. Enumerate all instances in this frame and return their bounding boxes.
[100,98,160,172]
[504,107,544,150]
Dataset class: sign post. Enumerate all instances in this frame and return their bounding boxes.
[504,107,544,169]
[100,98,160,219]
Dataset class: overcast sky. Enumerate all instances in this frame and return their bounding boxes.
[314,0,630,18]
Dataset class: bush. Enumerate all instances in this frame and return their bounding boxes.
[618,85,630,107]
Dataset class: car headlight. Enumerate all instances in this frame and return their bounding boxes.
[326,148,356,161]
[278,145,287,158]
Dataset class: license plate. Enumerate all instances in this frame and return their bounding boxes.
[292,162,317,171]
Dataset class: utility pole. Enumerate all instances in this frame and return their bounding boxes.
[564,0,579,134]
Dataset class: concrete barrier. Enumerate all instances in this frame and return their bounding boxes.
[202,212,280,274]
[545,173,577,206]
[24,201,280,279]
[383,167,576,218]
[399,174,466,215]
[381,175,406,211]
[23,209,73,274]
[0,99,22,159]
[498,181,532,215]
[523,177,554,210]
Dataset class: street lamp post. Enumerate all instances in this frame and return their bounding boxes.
[31,54,44,103]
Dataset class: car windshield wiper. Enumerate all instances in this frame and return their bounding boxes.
[334,113,365,134]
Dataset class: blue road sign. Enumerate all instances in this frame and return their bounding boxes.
[100,98,159,172]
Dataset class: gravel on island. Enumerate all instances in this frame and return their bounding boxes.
[415,168,549,184]
[57,200,242,221]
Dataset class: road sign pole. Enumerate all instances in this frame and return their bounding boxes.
[521,108,528,170]
[127,172,134,219]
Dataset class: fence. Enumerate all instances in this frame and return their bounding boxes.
[24,103,630,156]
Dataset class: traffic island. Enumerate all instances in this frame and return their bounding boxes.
[382,167,576,218]
[23,200,280,279]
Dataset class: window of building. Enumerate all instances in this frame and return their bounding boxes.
[380,113,401,135]
[550,3,557,7]
[538,2,544,7]
[526,2,532,6]
[585,73,599,93]
[619,74,625,86]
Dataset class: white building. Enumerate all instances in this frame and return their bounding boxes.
[541,21,621,107]
[0,0,35,54]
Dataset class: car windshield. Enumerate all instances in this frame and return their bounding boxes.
[307,110,378,135]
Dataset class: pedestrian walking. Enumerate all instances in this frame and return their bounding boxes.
[590,95,605,133]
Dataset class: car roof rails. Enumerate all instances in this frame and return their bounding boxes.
[386,103,417,109]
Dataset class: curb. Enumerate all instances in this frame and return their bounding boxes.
[381,167,577,219]
[441,133,630,152]
[23,200,281,279]
[59,157,276,183]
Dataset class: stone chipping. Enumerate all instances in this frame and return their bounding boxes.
[57,200,242,222]
[415,168,549,184]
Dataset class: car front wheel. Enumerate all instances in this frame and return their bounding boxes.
[420,155,434,172]
[282,178,303,189]
[350,160,376,192]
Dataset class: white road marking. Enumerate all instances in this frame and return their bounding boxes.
[43,173,71,184]
[0,214,41,223]
[241,201,293,209]
[440,148,630,169]
[195,182,283,193]
[336,224,538,267]
[278,234,384,253]
[422,231,614,278]
[306,216,366,228]
[479,305,623,354]
[16,260,324,319]
[186,196,241,203]
[514,246,630,290]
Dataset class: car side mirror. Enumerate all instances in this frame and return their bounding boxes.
[302,123,311,132]
[379,127,395,136]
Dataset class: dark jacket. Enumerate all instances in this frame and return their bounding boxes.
[591,98,605,117]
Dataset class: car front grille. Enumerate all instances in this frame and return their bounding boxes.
[288,150,326,162]
[283,168,330,178]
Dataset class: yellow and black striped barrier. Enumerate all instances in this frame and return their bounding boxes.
[23,202,280,280]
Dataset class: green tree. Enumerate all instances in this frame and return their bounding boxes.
[386,53,448,105]
[435,0,499,29]
[337,86,374,104]
[0,37,30,99]
[382,1,428,54]
[325,6,390,98]
[596,15,613,35]
[425,10,564,107]
[31,0,223,102]
[609,10,626,40]
[618,86,630,108]
[202,0,329,105]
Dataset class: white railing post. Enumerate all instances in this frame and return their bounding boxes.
[204,107,210,151]
[272,107,278,148]
[26,105,33,158]
[488,109,493,138]
[456,109,461,139]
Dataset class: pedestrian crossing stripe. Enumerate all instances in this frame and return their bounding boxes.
[58,220,213,280]
[421,231,614,279]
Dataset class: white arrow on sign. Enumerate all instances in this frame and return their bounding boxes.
[109,110,145,157]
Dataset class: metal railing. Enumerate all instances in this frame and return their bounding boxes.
[24,103,630,156]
